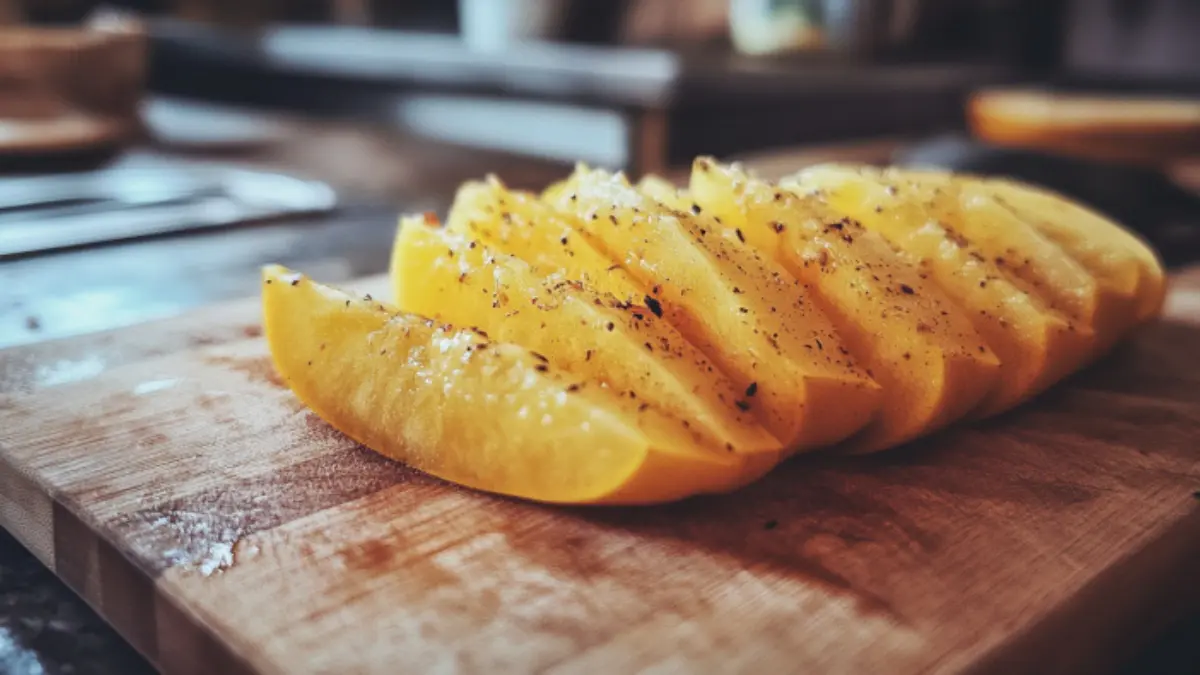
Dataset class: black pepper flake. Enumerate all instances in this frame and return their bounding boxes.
[560,236,568,245]
[644,295,664,318]
[815,338,823,350]
[632,312,644,320]
[874,206,883,213]
[745,382,758,397]
[534,363,549,372]
[608,214,618,225]
[345,300,351,307]
[265,279,273,285]
[738,307,749,313]
[771,221,786,233]
[606,264,621,271]
[566,384,581,393]
[691,203,702,215]
[638,403,650,412]
[530,351,549,362]
[644,342,654,352]
[733,287,743,294]
[364,294,373,301]
[586,349,594,361]
[827,221,844,231]
[763,519,779,530]
[735,228,746,243]
[900,284,914,295]
[735,399,751,411]
[469,241,477,249]
[606,322,615,331]
[290,278,300,287]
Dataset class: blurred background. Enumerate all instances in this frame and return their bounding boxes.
[1,2,1199,674]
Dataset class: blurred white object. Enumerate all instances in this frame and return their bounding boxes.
[458,0,567,52]
[728,0,825,55]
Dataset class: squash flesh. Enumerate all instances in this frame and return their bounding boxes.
[788,165,1090,416]
[688,159,1000,452]
[982,177,1165,325]
[545,166,882,452]
[389,217,782,464]
[445,178,642,304]
[261,265,747,505]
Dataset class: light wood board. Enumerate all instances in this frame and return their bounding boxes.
[1,271,1199,675]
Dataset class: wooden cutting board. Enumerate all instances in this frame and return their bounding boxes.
[1,269,1199,675]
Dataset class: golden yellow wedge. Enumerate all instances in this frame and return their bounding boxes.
[262,264,750,505]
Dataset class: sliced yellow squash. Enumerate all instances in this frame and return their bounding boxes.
[544,165,882,453]
[983,177,1166,325]
[690,158,1000,452]
[390,216,782,463]
[788,164,1091,416]
[262,264,750,505]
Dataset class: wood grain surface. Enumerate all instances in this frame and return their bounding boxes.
[0,269,1198,675]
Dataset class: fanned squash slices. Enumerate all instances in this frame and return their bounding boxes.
[686,159,1000,452]
[543,165,883,454]
[787,164,1096,416]
[262,265,753,505]
[389,215,782,467]
[261,154,1164,506]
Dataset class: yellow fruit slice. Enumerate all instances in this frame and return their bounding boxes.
[788,165,1090,417]
[544,165,882,453]
[982,177,1165,325]
[690,159,1000,452]
[882,167,1130,355]
[445,177,642,303]
[262,264,749,505]
[390,216,781,464]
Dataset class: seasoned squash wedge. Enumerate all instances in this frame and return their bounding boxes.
[389,216,782,464]
[261,264,751,505]
[544,165,882,452]
[636,174,693,212]
[445,177,642,303]
[688,159,1000,452]
[788,165,1091,416]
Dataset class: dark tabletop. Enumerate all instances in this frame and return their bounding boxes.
[0,103,1197,675]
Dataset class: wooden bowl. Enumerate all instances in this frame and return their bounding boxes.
[0,11,146,159]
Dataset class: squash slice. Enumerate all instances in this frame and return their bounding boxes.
[688,159,1000,452]
[390,217,782,464]
[261,264,749,505]
[445,177,642,303]
[543,165,882,453]
[788,165,1091,417]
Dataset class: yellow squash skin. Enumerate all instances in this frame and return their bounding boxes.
[688,159,1000,452]
[544,165,882,453]
[788,165,1091,417]
[261,264,750,505]
[981,177,1165,325]
[445,177,643,303]
[389,217,782,466]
